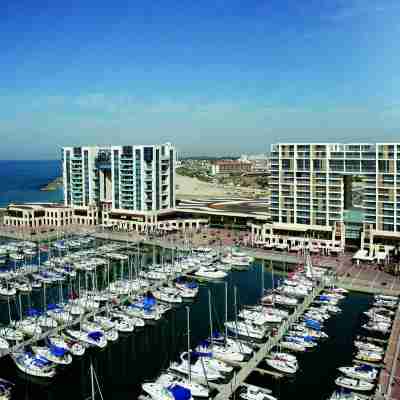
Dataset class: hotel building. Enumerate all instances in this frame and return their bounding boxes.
[251,143,400,249]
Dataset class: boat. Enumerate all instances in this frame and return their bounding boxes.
[354,341,384,354]
[335,376,374,391]
[170,352,222,382]
[65,330,107,348]
[0,378,13,400]
[338,365,378,382]
[327,389,366,399]
[239,384,277,400]
[0,327,24,342]
[48,335,85,356]
[225,321,267,340]
[355,350,382,363]
[32,345,72,365]
[142,383,192,400]
[194,267,227,280]
[196,341,244,363]
[239,309,282,325]
[265,357,297,374]
[156,372,209,398]
[12,352,56,378]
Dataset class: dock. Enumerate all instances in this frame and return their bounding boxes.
[212,280,326,400]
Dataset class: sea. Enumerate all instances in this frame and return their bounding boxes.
[0,160,63,207]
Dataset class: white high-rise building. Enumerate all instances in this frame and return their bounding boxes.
[62,143,176,226]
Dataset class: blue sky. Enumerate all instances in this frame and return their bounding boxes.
[1,0,400,159]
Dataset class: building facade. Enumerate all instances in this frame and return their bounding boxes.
[210,160,253,175]
[263,143,400,247]
[62,143,176,219]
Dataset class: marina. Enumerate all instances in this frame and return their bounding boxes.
[0,235,397,399]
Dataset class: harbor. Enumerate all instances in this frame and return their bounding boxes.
[0,234,397,399]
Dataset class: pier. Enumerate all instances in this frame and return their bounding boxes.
[211,280,326,400]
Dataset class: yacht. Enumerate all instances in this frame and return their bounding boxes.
[354,341,384,354]
[142,383,192,400]
[266,357,297,374]
[335,376,374,391]
[156,372,209,398]
[225,321,267,340]
[12,352,56,378]
[196,341,245,362]
[239,309,282,325]
[239,385,277,400]
[194,267,227,280]
[170,352,222,382]
[32,346,72,365]
[65,329,107,348]
[48,335,86,356]
[338,365,378,382]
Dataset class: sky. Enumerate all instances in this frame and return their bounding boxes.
[1,0,400,159]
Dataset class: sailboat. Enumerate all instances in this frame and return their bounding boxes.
[170,307,222,382]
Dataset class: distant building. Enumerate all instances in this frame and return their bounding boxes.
[239,154,270,173]
[210,160,253,175]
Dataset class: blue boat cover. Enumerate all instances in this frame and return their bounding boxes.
[88,331,103,342]
[143,296,156,309]
[168,384,191,400]
[49,345,66,357]
[185,282,198,289]
[191,351,212,357]
[26,308,41,317]
[356,364,374,371]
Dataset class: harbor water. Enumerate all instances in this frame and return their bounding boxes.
[0,244,373,400]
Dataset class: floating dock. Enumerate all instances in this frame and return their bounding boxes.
[212,281,326,400]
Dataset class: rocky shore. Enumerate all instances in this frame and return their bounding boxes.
[40,176,63,191]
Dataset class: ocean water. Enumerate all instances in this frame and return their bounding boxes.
[0,160,63,208]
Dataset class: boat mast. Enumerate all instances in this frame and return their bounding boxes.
[186,306,191,383]
[224,281,228,341]
[208,289,213,347]
[261,260,265,298]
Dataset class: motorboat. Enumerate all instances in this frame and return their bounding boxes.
[335,376,374,391]
[280,340,306,352]
[355,350,383,363]
[12,352,56,378]
[353,341,384,354]
[338,365,378,382]
[266,357,297,374]
[194,267,227,280]
[239,384,277,400]
[362,322,391,334]
[32,346,72,365]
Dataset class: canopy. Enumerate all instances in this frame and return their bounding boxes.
[191,351,212,358]
[168,385,192,400]
[49,345,66,357]
[26,308,41,317]
[88,331,103,342]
